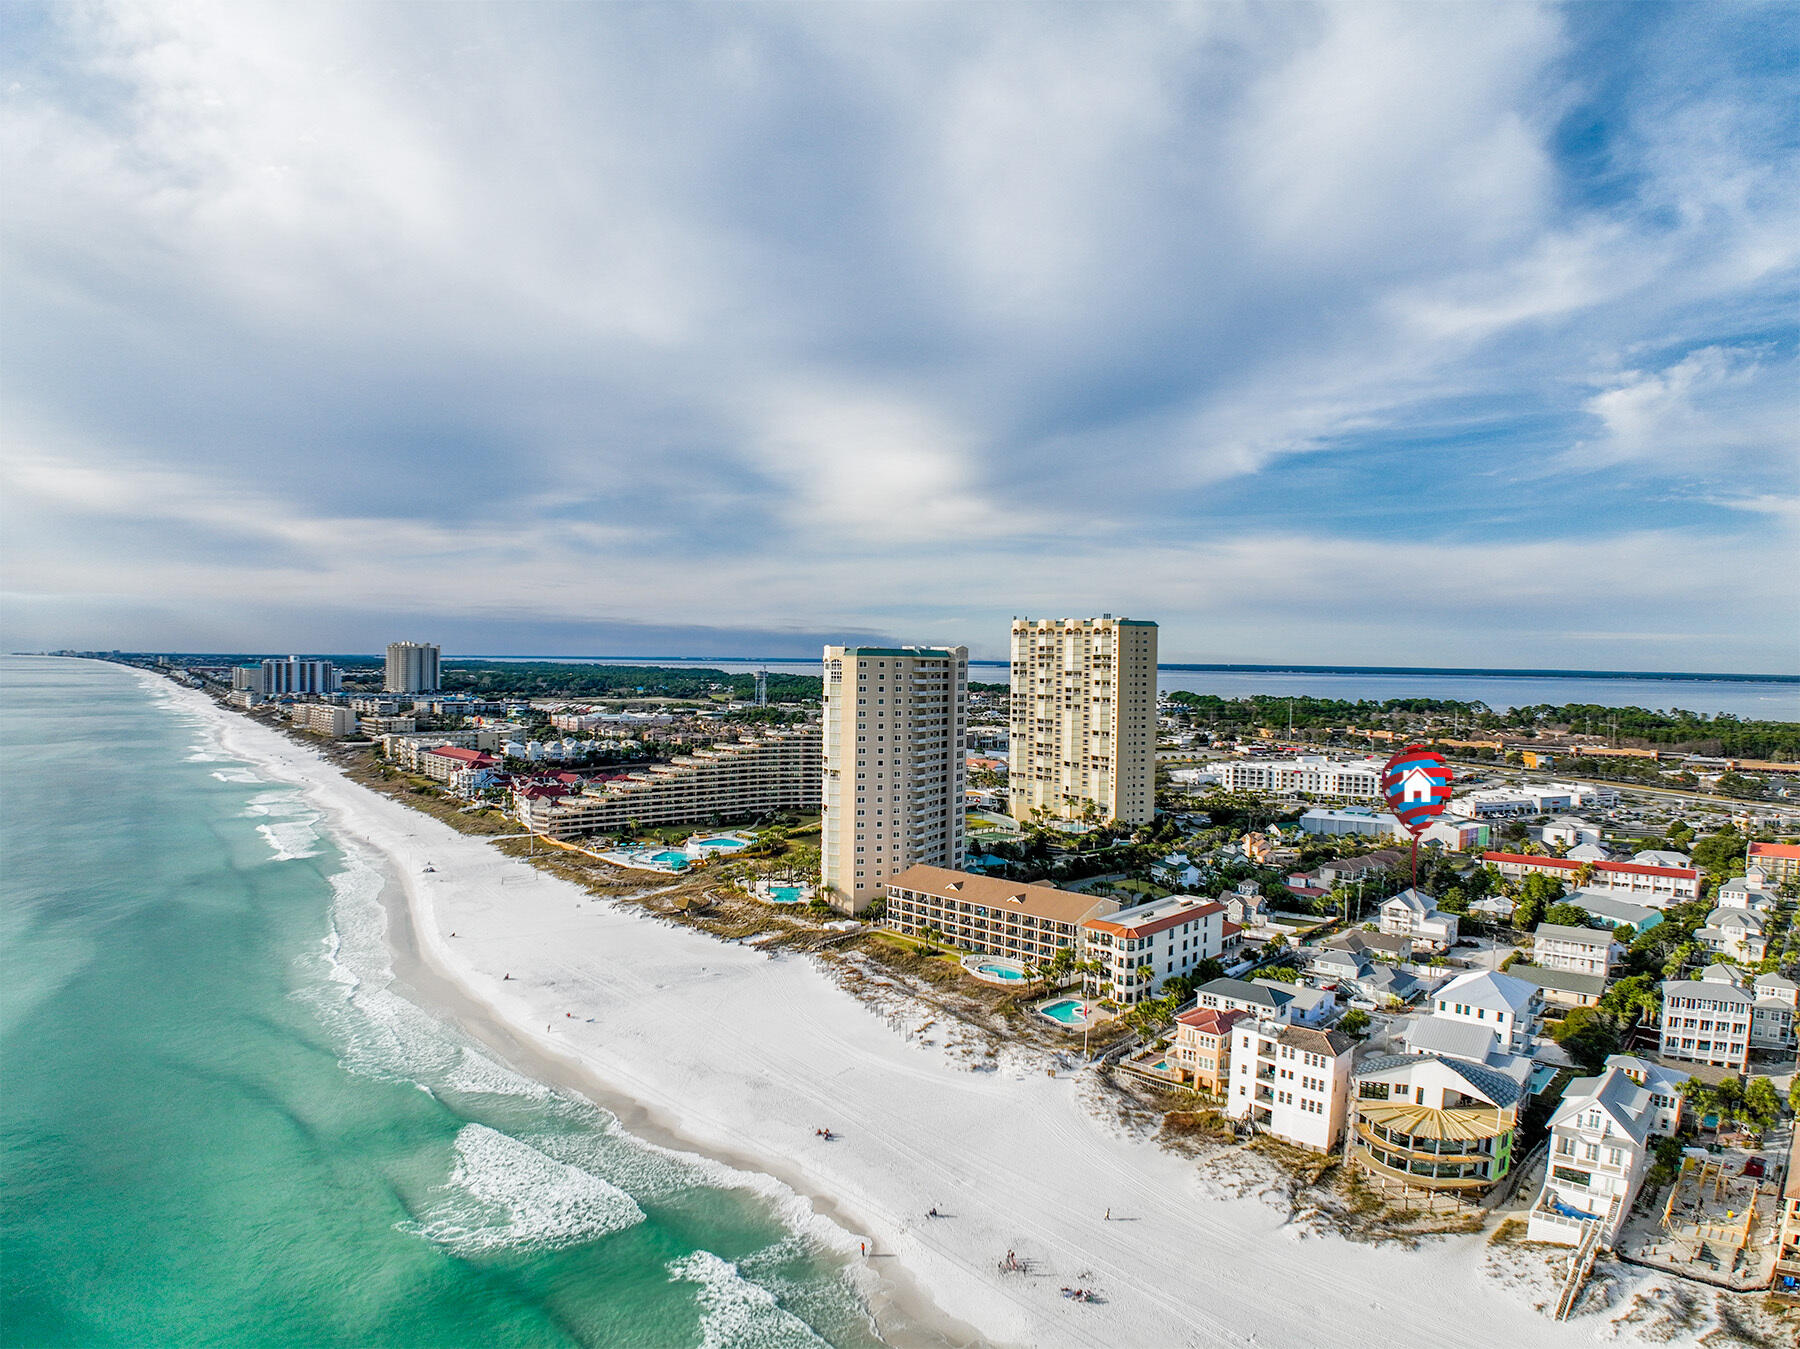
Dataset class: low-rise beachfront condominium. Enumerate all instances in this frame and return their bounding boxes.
[1351,1054,1521,1202]
[821,646,968,914]
[516,728,821,839]
[882,865,1118,967]
[385,641,441,694]
[1207,756,1384,801]
[1658,964,1753,1071]
[1008,617,1157,827]
[1081,895,1226,1005]
[1226,1021,1354,1152]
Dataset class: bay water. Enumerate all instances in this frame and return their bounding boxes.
[0,657,883,1348]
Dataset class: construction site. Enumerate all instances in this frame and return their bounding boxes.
[1618,1147,1788,1291]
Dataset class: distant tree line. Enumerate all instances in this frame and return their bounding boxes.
[1163,692,1799,760]
[443,661,822,702]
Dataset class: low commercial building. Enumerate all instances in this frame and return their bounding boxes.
[1297,807,1403,838]
[1658,965,1754,1071]
[1419,817,1489,851]
[1171,1006,1246,1096]
[1568,889,1661,935]
[292,704,358,737]
[1080,895,1226,1005]
[1378,888,1458,952]
[1480,852,1701,907]
[515,728,821,837]
[1350,1054,1522,1202]
[1226,1021,1353,1151]
[1532,923,1625,979]
[882,866,1117,967]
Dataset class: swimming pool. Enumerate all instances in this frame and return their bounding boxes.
[767,885,805,904]
[695,836,747,849]
[647,850,691,868]
[1038,998,1091,1026]
[961,954,1029,986]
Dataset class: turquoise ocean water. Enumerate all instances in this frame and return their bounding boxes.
[0,657,883,1348]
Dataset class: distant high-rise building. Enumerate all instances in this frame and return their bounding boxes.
[231,665,265,693]
[1008,616,1158,827]
[261,657,340,696]
[385,641,441,694]
[821,645,968,914]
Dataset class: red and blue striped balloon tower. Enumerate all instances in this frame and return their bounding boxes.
[1380,745,1454,889]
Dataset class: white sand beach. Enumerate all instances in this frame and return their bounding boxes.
[182,686,1659,1349]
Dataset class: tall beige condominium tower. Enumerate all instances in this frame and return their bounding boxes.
[1009,616,1158,827]
[385,641,441,694]
[821,645,968,914]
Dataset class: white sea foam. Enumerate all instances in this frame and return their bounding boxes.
[256,820,321,860]
[668,1250,831,1349]
[441,1045,557,1102]
[211,767,263,784]
[404,1123,644,1255]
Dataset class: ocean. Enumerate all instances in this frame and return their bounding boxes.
[481,657,1800,720]
[0,657,883,1349]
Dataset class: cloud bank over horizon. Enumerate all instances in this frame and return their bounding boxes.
[3,1,1796,670]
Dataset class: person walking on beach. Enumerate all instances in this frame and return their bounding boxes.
[1104,1208,1110,1221]
[860,1242,866,1257]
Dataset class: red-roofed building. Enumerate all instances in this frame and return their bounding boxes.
[1173,1006,1247,1095]
[419,746,498,786]
[1750,842,1800,886]
[1482,851,1701,907]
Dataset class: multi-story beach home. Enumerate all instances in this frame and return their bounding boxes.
[515,728,821,838]
[1658,964,1754,1071]
[881,866,1117,968]
[1427,969,1542,1053]
[1171,1006,1246,1096]
[820,646,968,913]
[1226,1021,1353,1151]
[1350,1054,1522,1203]
[1531,923,1624,979]
[1695,906,1768,962]
[1753,971,1800,1053]
[1528,1065,1659,1248]
[1480,852,1701,908]
[1007,616,1157,827]
[1080,894,1226,1005]
[1604,1054,1690,1136]
[1509,965,1607,1009]
[1776,1131,1800,1300]
[1378,888,1458,952]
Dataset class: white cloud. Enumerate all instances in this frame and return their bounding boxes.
[1574,345,1800,470]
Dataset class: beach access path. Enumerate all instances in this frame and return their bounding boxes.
[190,688,1627,1349]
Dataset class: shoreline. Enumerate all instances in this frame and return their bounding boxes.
[165,676,982,1349]
[145,670,1660,1349]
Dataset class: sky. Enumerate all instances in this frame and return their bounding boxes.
[2,1,1797,671]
